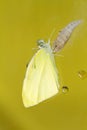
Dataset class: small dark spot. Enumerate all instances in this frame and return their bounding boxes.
[26,63,29,68]
[55,45,57,47]
[62,86,69,93]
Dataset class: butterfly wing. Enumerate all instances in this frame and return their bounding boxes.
[22,48,59,107]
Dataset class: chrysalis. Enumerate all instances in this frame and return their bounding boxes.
[52,20,82,52]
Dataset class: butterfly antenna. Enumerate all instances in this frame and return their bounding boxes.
[48,28,56,44]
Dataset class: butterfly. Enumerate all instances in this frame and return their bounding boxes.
[22,20,81,108]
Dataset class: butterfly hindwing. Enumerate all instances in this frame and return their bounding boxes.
[22,48,59,107]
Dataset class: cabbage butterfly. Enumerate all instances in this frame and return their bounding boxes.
[22,20,81,108]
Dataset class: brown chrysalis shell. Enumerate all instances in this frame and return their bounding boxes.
[52,20,82,53]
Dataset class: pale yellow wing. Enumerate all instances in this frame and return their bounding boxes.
[22,48,59,107]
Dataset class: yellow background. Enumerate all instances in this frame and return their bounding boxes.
[0,0,87,130]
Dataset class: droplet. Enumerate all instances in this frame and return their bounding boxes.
[62,86,69,93]
[77,70,87,79]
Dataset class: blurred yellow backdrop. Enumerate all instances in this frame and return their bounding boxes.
[0,0,87,130]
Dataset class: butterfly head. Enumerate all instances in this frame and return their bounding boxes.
[37,39,46,48]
